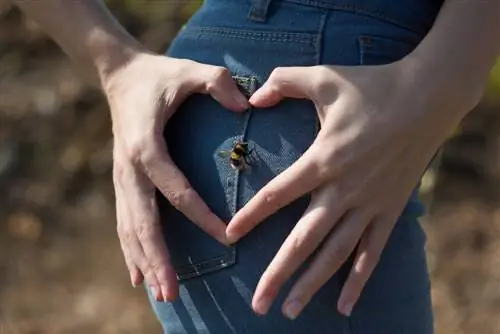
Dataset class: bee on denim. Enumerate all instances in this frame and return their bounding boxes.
[218,141,254,170]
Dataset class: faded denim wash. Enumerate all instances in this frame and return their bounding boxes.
[149,0,444,332]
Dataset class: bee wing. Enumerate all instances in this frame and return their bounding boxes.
[218,150,231,158]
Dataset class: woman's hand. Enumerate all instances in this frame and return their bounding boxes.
[225,61,476,318]
[105,53,249,303]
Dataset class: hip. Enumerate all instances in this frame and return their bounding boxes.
[161,0,430,279]
[150,1,436,332]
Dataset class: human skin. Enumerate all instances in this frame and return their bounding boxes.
[12,0,500,319]
[11,0,249,303]
[225,0,500,319]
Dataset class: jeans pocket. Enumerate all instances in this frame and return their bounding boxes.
[158,76,262,281]
[358,33,418,65]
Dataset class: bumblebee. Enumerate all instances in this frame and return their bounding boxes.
[218,141,254,170]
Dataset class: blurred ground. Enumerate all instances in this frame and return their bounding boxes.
[1,2,500,334]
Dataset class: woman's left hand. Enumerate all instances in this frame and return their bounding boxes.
[225,61,471,319]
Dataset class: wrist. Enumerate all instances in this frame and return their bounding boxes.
[397,51,484,128]
[89,31,152,89]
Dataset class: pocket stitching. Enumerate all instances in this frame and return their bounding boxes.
[358,34,417,65]
[182,26,317,45]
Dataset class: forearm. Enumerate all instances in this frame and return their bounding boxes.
[12,0,148,86]
[405,0,500,121]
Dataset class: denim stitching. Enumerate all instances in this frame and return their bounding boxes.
[278,0,425,35]
[182,26,317,45]
[314,11,327,66]
[314,11,327,135]
[174,78,255,282]
[358,34,417,66]
[176,253,236,280]
[231,76,258,270]
[232,76,258,216]
[359,34,416,52]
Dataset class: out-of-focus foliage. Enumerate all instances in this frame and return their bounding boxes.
[486,60,500,102]
[106,0,201,27]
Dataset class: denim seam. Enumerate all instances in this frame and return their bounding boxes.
[280,0,423,35]
[313,11,327,135]
[358,33,416,53]
[234,77,257,216]
[182,26,317,45]
[176,253,236,281]
[175,77,255,281]
[314,11,327,66]
[231,76,258,270]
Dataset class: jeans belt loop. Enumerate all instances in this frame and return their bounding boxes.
[248,0,272,22]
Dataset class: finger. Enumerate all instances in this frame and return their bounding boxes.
[116,184,163,301]
[249,66,322,108]
[186,62,249,111]
[141,140,230,246]
[251,190,346,315]
[128,171,179,302]
[281,210,371,320]
[116,191,143,287]
[128,235,163,302]
[226,147,323,243]
[337,217,392,317]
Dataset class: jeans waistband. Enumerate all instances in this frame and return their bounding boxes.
[248,0,444,35]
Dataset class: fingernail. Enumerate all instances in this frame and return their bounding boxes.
[284,301,303,320]
[341,301,354,317]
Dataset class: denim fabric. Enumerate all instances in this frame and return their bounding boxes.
[149,0,443,332]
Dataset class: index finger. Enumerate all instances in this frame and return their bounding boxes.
[141,139,230,246]
[226,148,324,243]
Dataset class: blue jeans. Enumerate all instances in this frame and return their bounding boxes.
[150,0,443,332]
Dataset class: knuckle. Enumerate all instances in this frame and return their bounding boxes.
[314,67,331,87]
[261,188,282,211]
[288,233,311,256]
[166,191,182,209]
[270,67,286,81]
[149,260,172,279]
[165,187,193,210]
[149,261,161,270]
[311,154,333,181]
[125,140,143,162]
[213,66,229,79]
[149,261,165,273]
[134,221,159,241]
[207,67,229,91]
[120,229,135,244]
[124,134,156,165]
[310,67,337,104]
[141,265,155,279]
[329,242,351,261]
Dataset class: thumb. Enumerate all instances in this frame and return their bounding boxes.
[187,62,249,112]
[250,66,319,108]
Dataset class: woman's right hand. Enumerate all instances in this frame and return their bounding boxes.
[104,53,249,302]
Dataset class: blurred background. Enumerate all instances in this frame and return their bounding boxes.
[1,1,500,333]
